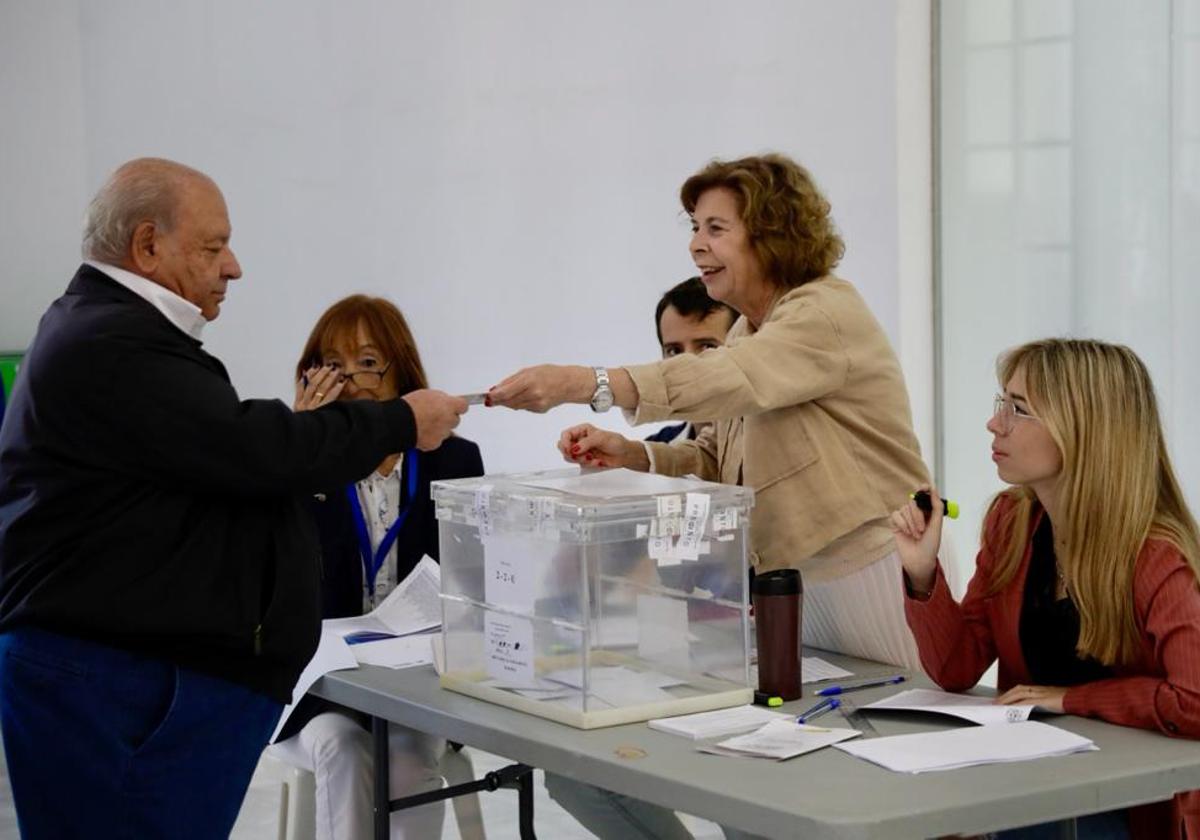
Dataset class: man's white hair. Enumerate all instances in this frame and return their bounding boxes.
[81,158,208,264]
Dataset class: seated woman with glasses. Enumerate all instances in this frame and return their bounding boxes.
[272,295,484,840]
[892,338,1200,839]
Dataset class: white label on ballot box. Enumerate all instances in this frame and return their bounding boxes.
[484,611,535,686]
[484,533,536,612]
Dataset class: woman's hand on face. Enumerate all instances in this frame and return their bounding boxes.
[889,484,944,595]
[557,424,648,471]
[487,365,592,413]
[994,684,1067,713]
[293,365,344,412]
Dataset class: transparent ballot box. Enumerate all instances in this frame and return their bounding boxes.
[432,467,754,729]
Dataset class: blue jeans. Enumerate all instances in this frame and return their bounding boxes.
[0,627,281,839]
[992,809,1131,839]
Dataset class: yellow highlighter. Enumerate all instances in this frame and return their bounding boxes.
[911,490,960,519]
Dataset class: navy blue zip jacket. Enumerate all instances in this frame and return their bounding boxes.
[0,265,418,703]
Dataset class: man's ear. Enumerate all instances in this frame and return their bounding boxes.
[128,221,160,274]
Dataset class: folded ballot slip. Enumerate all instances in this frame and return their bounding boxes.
[702,719,861,760]
[648,704,789,740]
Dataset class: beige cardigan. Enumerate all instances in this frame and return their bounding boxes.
[624,276,930,582]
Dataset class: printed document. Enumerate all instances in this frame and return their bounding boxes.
[349,633,436,669]
[703,719,860,760]
[271,629,358,742]
[835,720,1097,773]
[649,704,790,740]
[325,555,442,639]
[864,688,1036,725]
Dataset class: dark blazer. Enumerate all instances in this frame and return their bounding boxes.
[276,436,483,741]
[645,422,692,444]
[0,265,417,702]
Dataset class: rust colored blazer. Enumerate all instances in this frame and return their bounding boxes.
[904,495,1200,839]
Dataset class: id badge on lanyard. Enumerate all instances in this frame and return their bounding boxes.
[346,449,419,605]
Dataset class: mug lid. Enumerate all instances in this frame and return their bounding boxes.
[752,568,801,596]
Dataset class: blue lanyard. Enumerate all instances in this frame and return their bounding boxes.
[346,449,419,597]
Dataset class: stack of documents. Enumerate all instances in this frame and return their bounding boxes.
[703,719,860,760]
[835,720,1097,773]
[863,688,1036,725]
[325,556,443,649]
[648,704,790,739]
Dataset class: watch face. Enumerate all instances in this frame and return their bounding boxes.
[591,388,614,412]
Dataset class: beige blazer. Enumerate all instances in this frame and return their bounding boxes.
[624,276,930,581]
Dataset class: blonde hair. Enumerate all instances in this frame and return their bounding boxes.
[986,339,1200,665]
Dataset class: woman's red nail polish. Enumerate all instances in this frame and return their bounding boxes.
[584,453,593,460]
[570,446,581,455]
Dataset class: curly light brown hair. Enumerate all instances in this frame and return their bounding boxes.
[680,153,845,288]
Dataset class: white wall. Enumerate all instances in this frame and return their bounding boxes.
[937,0,1200,590]
[1,1,926,475]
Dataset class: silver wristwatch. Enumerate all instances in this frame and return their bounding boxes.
[589,367,614,413]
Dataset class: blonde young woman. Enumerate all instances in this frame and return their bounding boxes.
[893,339,1200,840]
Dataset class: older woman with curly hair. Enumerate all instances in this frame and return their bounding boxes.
[490,154,930,839]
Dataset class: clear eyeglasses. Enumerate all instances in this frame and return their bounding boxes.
[992,393,1038,433]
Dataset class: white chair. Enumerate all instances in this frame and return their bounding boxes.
[255,748,317,840]
[251,741,487,840]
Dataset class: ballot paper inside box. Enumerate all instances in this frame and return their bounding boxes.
[432,467,755,729]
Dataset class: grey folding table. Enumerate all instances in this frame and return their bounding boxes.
[312,650,1200,839]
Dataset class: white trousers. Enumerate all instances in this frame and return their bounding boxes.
[799,549,925,672]
[273,711,447,840]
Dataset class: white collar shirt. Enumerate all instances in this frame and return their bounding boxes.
[86,260,207,341]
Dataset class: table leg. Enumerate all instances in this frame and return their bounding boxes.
[517,766,536,840]
[372,716,390,840]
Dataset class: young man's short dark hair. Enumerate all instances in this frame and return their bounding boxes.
[654,277,737,345]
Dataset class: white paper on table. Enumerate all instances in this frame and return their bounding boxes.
[637,593,689,664]
[703,719,861,760]
[349,633,436,669]
[864,688,1035,725]
[649,704,790,740]
[707,657,851,687]
[802,657,854,683]
[324,556,442,639]
[271,630,359,742]
[835,720,1097,773]
[483,533,537,613]
[516,468,707,499]
[484,611,535,686]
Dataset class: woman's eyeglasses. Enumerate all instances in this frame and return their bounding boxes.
[327,360,392,389]
[992,394,1038,433]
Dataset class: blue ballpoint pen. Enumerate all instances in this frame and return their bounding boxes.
[816,675,906,697]
[797,698,841,724]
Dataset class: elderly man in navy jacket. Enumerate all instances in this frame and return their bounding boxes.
[0,158,468,839]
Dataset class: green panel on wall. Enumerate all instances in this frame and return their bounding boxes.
[0,353,23,399]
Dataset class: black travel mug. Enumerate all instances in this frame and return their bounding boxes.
[752,568,802,700]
